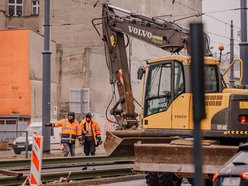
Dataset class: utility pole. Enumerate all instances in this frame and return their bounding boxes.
[240,0,248,86]
[230,20,235,87]
[190,23,205,186]
[42,0,51,153]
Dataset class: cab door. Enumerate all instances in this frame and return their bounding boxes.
[171,61,191,129]
[143,61,173,129]
[143,60,190,129]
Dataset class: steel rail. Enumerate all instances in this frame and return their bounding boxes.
[0,155,133,169]
[0,167,136,186]
[10,161,132,172]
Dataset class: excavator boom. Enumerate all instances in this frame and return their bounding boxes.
[100,3,211,129]
[103,4,211,55]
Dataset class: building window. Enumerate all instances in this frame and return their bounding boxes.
[32,0,39,15]
[8,0,23,17]
[69,88,90,114]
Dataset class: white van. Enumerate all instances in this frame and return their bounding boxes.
[12,122,61,154]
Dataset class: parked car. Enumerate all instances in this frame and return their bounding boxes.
[213,143,248,186]
[12,122,61,154]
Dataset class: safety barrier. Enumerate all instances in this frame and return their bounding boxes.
[30,133,43,186]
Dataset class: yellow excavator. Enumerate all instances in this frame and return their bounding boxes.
[92,3,248,185]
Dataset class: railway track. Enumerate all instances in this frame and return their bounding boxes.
[0,156,138,186]
[0,155,133,169]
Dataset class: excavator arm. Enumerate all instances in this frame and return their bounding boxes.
[99,3,210,129]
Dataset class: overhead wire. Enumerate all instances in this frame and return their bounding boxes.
[210,40,231,46]
[173,0,241,30]
[207,31,241,42]
[171,0,243,48]
[70,0,102,8]
[203,7,247,14]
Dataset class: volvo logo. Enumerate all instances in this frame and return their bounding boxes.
[128,26,152,39]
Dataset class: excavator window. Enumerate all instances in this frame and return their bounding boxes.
[174,62,185,97]
[144,60,185,117]
[204,65,219,92]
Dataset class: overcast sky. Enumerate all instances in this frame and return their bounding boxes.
[202,0,241,56]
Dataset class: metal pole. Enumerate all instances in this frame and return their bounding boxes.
[230,20,235,87]
[190,23,205,186]
[241,0,247,41]
[25,131,28,158]
[42,0,51,153]
[240,0,248,85]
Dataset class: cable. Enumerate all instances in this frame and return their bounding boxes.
[63,52,84,57]
[207,31,241,42]
[103,38,119,126]
[204,14,240,30]
[70,0,102,8]
[62,50,105,58]
[173,0,241,30]
[105,84,119,126]
[210,40,230,46]
[93,0,100,8]
[52,22,88,26]
[125,34,130,48]
[92,17,104,37]
[203,7,246,14]
[173,13,203,22]
[134,98,143,109]
[173,0,200,12]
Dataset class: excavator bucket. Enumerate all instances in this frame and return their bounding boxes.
[104,131,239,177]
[104,130,180,157]
[134,139,238,177]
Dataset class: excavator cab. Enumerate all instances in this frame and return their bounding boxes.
[142,55,222,132]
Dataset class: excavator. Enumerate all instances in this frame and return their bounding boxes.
[92,3,248,185]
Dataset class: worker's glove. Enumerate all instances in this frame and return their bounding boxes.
[78,136,84,146]
[80,140,85,146]
[78,137,84,146]
[96,135,102,146]
[44,123,53,127]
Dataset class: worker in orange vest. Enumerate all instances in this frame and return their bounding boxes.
[79,112,101,156]
[45,112,82,157]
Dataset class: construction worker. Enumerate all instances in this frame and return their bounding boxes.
[45,112,82,157]
[79,112,101,156]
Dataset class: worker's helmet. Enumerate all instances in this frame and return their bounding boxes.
[86,112,92,119]
[68,112,75,120]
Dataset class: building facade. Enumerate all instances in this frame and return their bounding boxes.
[0,29,57,140]
[0,0,202,129]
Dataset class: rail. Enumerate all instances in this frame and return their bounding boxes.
[0,156,135,185]
[0,168,136,186]
[0,155,133,169]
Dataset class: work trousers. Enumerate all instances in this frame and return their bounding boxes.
[62,142,75,157]
[84,136,96,156]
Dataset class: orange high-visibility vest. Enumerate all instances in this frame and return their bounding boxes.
[54,119,81,144]
[79,119,101,145]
